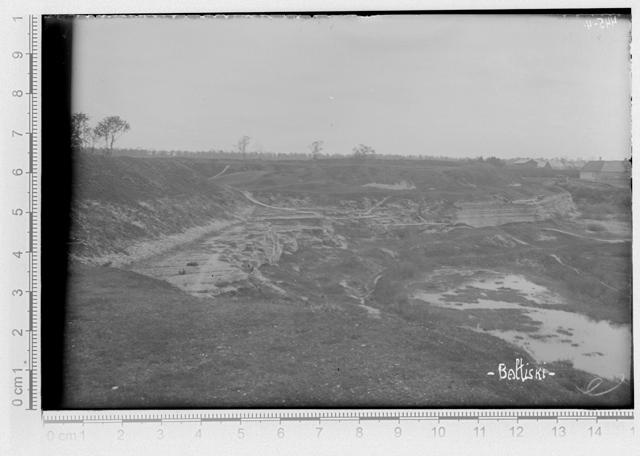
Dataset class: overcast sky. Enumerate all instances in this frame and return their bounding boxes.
[73,14,631,160]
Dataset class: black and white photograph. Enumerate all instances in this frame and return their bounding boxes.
[56,12,632,409]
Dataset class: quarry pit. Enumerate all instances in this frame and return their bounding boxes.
[64,156,632,408]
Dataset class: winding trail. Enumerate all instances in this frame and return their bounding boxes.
[229,187,320,215]
[209,164,230,180]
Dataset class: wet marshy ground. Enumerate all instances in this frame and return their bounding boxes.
[411,269,631,380]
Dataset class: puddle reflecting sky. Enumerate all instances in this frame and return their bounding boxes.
[412,270,631,380]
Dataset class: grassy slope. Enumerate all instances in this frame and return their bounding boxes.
[64,265,630,408]
[71,156,242,259]
[73,155,230,202]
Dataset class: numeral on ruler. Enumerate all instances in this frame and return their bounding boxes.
[7,14,39,412]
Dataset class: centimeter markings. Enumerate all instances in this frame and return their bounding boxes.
[25,13,40,411]
[42,409,634,425]
[16,14,633,433]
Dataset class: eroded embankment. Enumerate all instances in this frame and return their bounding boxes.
[69,156,583,292]
[453,192,577,227]
[71,156,582,267]
[70,155,244,265]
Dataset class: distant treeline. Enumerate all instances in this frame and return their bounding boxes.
[79,147,468,162]
[76,147,585,169]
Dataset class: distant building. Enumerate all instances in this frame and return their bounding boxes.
[580,160,630,187]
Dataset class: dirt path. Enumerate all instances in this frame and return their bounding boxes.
[230,187,321,215]
[209,164,230,180]
[87,218,243,268]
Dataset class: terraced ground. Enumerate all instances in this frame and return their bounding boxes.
[63,156,632,408]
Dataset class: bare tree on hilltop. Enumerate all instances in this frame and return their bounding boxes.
[309,140,324,160]
[71,113,99,152]
[237,135,251,161]
[94,116,131,156]
[352,144,376,160]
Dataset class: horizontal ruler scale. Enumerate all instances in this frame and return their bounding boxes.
[43,409,634,424]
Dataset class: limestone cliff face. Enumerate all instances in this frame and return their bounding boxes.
[453,192,576,227]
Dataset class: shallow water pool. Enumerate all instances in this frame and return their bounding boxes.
[412,270,631,380]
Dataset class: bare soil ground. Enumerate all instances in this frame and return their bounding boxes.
[64,156,632,408]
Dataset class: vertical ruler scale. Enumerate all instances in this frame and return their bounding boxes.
[1,12,636,456]
[26,13,40,411]
[5,11,40,429]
